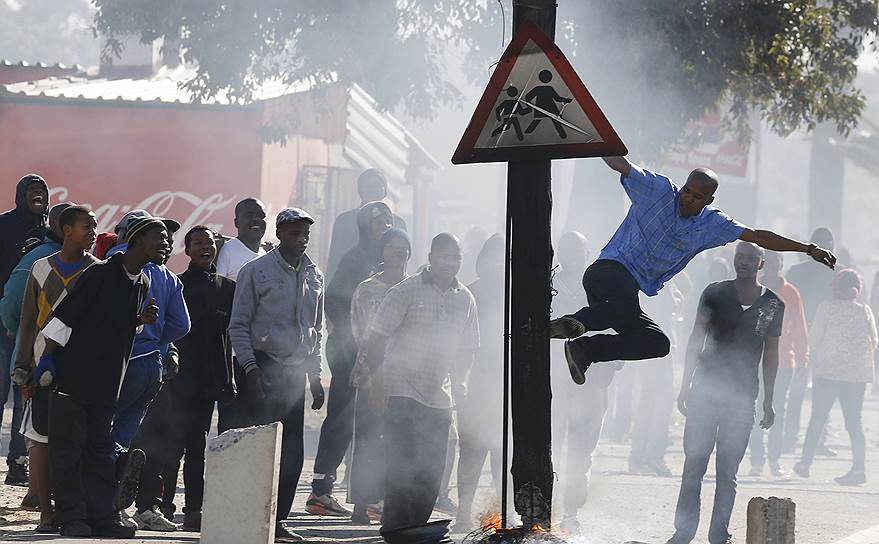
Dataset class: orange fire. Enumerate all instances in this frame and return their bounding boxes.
[480,511,503,532]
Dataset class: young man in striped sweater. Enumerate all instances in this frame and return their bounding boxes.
[12,205,98,532]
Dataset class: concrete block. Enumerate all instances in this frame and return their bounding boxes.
[201,423,283,544]
[747,496,795,544]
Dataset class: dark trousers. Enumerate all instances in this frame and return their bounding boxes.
[132,382,178,513]
[570,260,670,363]
[456,395,502,521]
[349,388,385,505]
[312,339,357,496]
[382,397,451,533]
[748,367,793,469]
[250,352,306,523]
[674,386,754,544]
[782,368,809,451]
[0,324,27,465]
[799,378,866,473]
[630,355,674,464]
[49,392,117,527]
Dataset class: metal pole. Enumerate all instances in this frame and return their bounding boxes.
[501,176,512,529]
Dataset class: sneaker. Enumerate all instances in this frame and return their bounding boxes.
[116,449,146,510]
[275,523,305,542]
[834,471,866,486]
[666,532,693,544]
[793,462,810,478]
[5,460,29,487]
[20,492,40,511]
[816,445,838,457]
[119,509,139,530]
[351,504,371,525]
[60,520,92,537]
[549,316,586,339]
[748,466,763,477]
[134,505,178,532]
[563,340,591,385]
[35,519,58,533]
[305,493,352,517]
[434,495,458,515]
[92,519,136,539]
[770,465,788,478]
[182,511,202,531]
[647,460,673,478]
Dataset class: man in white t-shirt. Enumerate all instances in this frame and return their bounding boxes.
[216,198,268,281]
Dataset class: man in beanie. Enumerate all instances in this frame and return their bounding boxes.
[228,208,326,542]
[307,201,393,517]
[39,216,170,538]
[0,174,49,486]
[326,169,407,282]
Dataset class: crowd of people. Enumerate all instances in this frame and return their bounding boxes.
[0,159,874,544]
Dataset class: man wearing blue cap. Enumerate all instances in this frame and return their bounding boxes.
[228,208,326,543]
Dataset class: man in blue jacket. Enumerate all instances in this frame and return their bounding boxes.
[106,211,190,516]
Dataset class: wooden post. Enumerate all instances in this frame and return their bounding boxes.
[506,0,557,529]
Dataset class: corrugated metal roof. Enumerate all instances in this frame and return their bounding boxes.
[0,60,84,72]
[1,65,315,104]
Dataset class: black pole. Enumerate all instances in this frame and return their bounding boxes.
[501,175,512,529]
[507,0,557,529]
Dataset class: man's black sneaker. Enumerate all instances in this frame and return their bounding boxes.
[60,520,93,537]
[834,471,866,486]
[549,316,586,339]
[563,340,590,385]
[275,523,305,542]
[792,462,810,478]
[665,532,693,544]
[20,492,40,511]
[92,520,136,539]
[182,511,202,531]
[116,449,146,510]
[5,461,29,486]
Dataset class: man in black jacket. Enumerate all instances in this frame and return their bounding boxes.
[307,201,393,517]
[0,173,49,486]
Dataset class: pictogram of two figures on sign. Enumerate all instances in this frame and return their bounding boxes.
[492,69,573,141]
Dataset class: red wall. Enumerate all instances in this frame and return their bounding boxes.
[0,99,263,270]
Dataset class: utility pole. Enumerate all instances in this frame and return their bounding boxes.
[506,0,557,529]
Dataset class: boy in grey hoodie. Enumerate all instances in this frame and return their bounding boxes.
[228,208,326,543]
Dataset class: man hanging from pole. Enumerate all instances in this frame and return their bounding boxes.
[550,155,836,384]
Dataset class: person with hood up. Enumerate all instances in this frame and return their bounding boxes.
[347,228,412,524]
[454,234,505,531]
[326,169,407,282]
[0,174,49,487]
[307,201,394,517]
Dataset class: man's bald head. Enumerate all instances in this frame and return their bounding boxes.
[687,168,719,195]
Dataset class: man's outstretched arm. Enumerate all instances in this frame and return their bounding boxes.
[602,156,632,177]
[739,228,836,269]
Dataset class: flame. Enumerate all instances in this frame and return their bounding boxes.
[530,524,548,533]
[480,511,503,532]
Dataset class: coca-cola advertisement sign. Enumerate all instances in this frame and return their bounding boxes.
[49,186,238,268]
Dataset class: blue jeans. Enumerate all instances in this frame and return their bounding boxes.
[674,385,754,544]
[112,352,163,456]
[0,323,26,466]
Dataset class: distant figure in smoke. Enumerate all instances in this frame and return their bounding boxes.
[549,156,835,386]
[747,251,808,478]
[783,227,837,455]
[360,233,479,536]
[491,86,528,141]
[668,242,784,544]
[523,70,572,138]
[793,269,876,486]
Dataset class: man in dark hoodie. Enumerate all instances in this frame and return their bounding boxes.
[0,174,49,486]
[326,169,406,282]
[307,201,393,517]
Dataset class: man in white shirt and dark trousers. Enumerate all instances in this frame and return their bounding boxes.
[360,233,479,538]
[215,198,268,282]
[228,208,326,543]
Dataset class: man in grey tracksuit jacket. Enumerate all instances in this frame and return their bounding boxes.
[227,207,326,539]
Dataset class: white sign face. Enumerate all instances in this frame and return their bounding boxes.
[472,39,605,150]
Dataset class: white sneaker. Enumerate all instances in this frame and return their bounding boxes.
[134,506,178,532]
[119,509,139,530]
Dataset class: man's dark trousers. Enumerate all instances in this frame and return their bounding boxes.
[381,396,451,533]
[250,351,306,523]
[311,338,356,496]
[674,385,754,544]
[749,368,793,470]
[570,260,670,362]
[0,324,27,467]
[49,391,118,527]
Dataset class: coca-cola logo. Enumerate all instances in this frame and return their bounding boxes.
[49,187,237,255]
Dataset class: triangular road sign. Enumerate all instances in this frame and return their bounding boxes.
[452,22,627,164]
